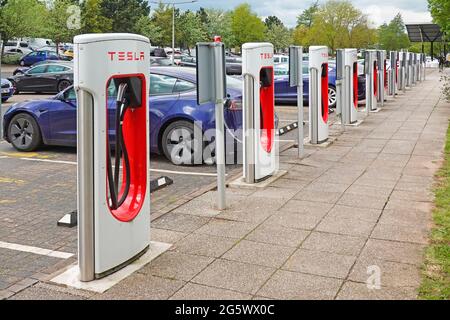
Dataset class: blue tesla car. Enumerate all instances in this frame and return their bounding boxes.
[274,62,366,106]
[2,67,244,165]
[1,78,15,102]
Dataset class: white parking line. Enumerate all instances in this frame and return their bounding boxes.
[11,156,222,177]
[0,241,74,259]
[20,158,77,165]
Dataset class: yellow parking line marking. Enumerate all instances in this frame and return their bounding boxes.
[0,241,74,259]
[0,200,16,204]
[0,177,25,185]
[0,151,53,159]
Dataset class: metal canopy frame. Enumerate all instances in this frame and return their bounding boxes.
[405,23,447,59]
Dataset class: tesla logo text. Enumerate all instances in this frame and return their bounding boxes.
[108,51,145,62]
[260,53,273,60]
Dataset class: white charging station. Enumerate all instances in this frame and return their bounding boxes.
[242,43,278,183]
[389,51,397,96]
[309,46,329,144]
[365,50,378,112]
[415,53,420,82]
[74,34,151,281]
[406,52,412,87]
[399,51,407,92]
[344,48,359,124]
[411,53,417,85]
[376,50,386,107]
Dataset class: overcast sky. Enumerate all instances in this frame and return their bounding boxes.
[154,0,432,28]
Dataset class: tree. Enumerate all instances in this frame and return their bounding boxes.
[428,0,450,35]
[0,0,47,54]
[149,2,174,47]
[265,16,283,30]
[202,9,236,48]
[44,0,79,51]
[297,1,319,28]
[265,20,291,53]
[100,0,150,33]
[81,0,112,34]
[306,0,376,51]
[378,13,410,51]
[177,10,207,53]
[230,4,266,50]
[135,15,162,45]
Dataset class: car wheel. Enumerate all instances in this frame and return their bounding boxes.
[57,80,71,92]
[7,113,42,152]
[328,85,337,108]
[161,120,203,166]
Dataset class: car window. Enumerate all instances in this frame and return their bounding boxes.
[65,87,77,100]
[150,74,177,95]
[173,79,195,93]
[27,65,47,74]
[20,42,28,48]
[28,52,38,57]
[47,65,70,73]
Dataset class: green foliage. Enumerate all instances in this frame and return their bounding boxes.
[304,0,376,51]
[135,15,162,46]
[378,13,410,51]
[419,122,450,300]
[81,0,112,34]
[201,9,236,48]
[149,2,174,47]
[44,0,79,47]
[1,53,21,64]
[296,1,319,28]
[265,23,292,53]
[0,0,48,52]
[428,0,450,35]
[230,4,266,50]
[265,16,283,30]
[177,10,207,52]
[100,0,150,33]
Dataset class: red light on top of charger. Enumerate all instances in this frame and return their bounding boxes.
[214,36,222,43]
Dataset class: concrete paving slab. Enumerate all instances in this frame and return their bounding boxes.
[169,283,252,300]
[336,281,417,300]
[152,213,211,233]
[360,239,426,266]
[301,232,366,256]
[92,274,184,300]
[348,258,422,288]
[140,251,213,282]
[223,240,295,269]
[327,205,383,223]
[283,249,356,279]
[371,222,431,244]
[316,215,376,237]
[245,222,310,248]
[171,233,237,258]
[257,270,342,300]
[194,219,258,239]
[192,259,274,295]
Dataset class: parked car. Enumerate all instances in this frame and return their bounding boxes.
[150,57,174,66]
[2,40,31,52]
[19,50,69,66]
[12,60,63,76]
[2,67,246,166]
[274,54,289,64]
[150,47,168,58]
[8,62,73,94]
[179,55,196,68]
[1,79,15,103]
[5,47,33,56]
[274,62,366,106]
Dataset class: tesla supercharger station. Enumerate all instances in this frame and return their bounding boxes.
[336,48,358,125]
[411,53,417,85]
[415,53,420,82]
[242,43,277,183]
[74,34,151,281]
[376,50,386,107]
[407,52,413,87]
[365,50,378,112]
[309,46,329,144]
[389,51,397,96]
[399,51,407,92]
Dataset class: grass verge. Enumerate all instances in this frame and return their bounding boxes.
[419,122,450,299]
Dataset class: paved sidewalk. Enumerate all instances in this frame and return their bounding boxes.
[6,69,450,300]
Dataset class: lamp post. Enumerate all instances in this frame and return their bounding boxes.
[150,0,198,65]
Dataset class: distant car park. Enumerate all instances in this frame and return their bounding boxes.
[8,62,73,94]
[19,50,70,66]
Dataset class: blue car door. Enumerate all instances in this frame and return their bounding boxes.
[148,74,180,151]
[48,87,77,146]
